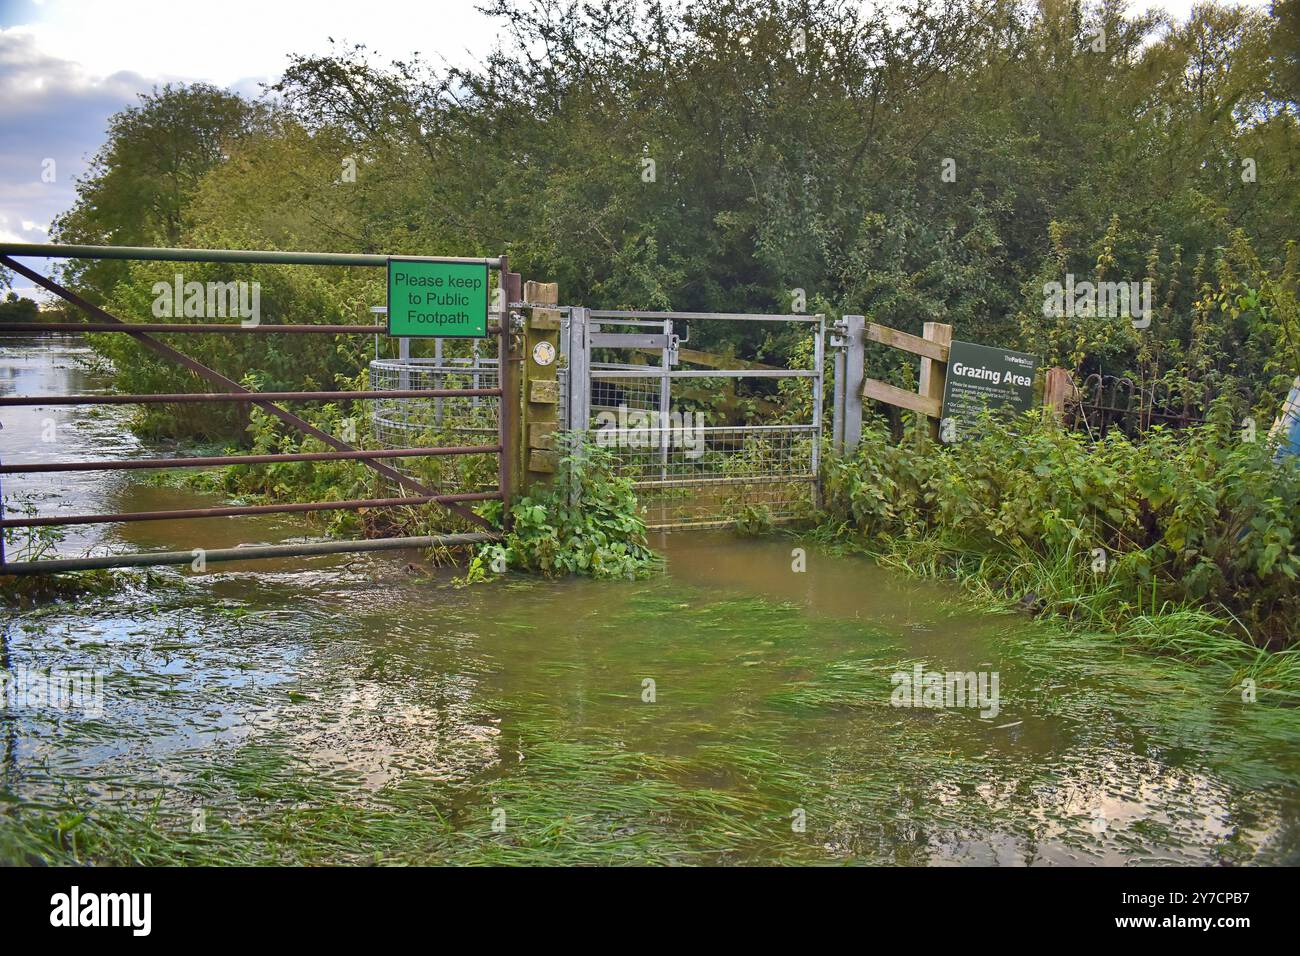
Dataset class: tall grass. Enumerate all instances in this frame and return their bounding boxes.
[820,412,1300,693]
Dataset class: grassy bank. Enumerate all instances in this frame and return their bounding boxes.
[818,411,1300,695]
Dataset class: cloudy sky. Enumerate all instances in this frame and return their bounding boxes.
[0,0,1273,297]
[0,0,497,295]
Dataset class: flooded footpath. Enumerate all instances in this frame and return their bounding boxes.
[2,335,1299,864]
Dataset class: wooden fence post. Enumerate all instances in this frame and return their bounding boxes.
[519,280,561,491]
[918,322,952,441]
[1042,367,1074,423]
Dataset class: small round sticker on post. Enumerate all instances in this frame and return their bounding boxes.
[532,341,556,367]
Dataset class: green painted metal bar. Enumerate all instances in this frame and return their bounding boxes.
[0,444,501,474]
[0,490,502,529]
[0,242,500,268]
[0,389,500,406]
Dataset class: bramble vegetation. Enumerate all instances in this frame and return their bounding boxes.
[821,411,1300,681]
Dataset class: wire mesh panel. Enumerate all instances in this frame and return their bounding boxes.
[589,373,664,419]
[369,357,500,495]
[366,310,823,530]
[587,423,816,528]
[576,311,824,530]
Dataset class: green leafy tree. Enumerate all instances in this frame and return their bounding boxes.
[52,83,270,300]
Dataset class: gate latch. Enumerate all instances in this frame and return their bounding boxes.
[829,317,849,349]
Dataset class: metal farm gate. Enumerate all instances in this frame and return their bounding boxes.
[0,243,514,574]
[557,308,824,530]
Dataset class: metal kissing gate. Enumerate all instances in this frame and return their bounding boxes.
[557,308,825,530]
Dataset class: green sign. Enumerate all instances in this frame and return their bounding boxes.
[387,258,489,338]
[941,339,1038,434]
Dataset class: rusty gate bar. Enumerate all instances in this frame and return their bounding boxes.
[0,243,515,572]
[498,265,519,518]
[0,389,500,406]
[0,444,501,474]
[0,491,502,529]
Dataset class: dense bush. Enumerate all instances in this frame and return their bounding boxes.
[48,2,1300,441]
[86,258,379,441]
[470,435,662,581]
[822,410,1300,649]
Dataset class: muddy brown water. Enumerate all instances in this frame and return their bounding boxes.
[2,335,1299,864]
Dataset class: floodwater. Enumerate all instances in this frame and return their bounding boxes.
[2,335,1299,865]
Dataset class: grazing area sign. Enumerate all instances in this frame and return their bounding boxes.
[941,340,1038,428]
[387,258,489,338]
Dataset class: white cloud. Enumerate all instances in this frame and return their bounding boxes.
[2,0,497,89]
[0,0,502,296]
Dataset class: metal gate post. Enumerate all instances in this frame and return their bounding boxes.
[843,314,865,454]
[812,314,825,505]
[567,307,591,433]
[660,318,672,483]
[433,337,444,426]
[471,340,481,411]
[564,306,591,508]
[833,346,845,451]
[498,264,520,519]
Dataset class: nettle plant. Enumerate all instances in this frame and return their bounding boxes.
[471,434,661,581]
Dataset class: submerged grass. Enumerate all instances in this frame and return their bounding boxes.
[845,532,1300,698]
[819,414,1300,681]
[4,536,1300,867]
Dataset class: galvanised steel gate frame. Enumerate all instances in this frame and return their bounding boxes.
[0,243,515,574]
[562,308,825,530]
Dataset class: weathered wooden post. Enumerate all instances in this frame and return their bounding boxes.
[519,280,561,490]
[498,268,521,517]
[918,321,952,441]
[1042,366,1074,423]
